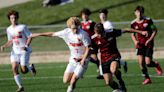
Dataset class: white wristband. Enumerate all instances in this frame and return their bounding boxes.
[25,45,28,48]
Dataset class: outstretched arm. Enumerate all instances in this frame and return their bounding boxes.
[31,32,55,38]
[122,28,148,37]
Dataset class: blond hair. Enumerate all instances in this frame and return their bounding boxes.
[66,17,81,28]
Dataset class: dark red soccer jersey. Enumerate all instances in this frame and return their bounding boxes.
[91,29,122,63]
[81,20,96,37]
[131,17,156,48]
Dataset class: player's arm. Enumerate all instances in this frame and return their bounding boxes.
[80,45,91,66]
[80,33,91,66]
[122,28,148,36]
[0,40,12,52]
[1,29,13,52]
[31,32,55,38]
[131,32,139,47]
[145,22,157,46]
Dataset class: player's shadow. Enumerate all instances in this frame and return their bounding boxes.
[46,0,141,25]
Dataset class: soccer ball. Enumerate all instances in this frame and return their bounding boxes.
[112,89,123,92]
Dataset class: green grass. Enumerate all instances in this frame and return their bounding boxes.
[0,0,164,51]
[0,0,164,26]
[0,59,164,92]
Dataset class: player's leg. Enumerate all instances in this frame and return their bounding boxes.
[20,51,36,75]
[103,73,119,90]
[102,61,119,91]
[63,62,75,84]
[120,59,128,73]
[111,60,126,92]
[67,61,89,92]
[10,52,24,92]
[90,54,104,79]
[145,48,162,75]
[138,55,151,85]
[137,48,151,84]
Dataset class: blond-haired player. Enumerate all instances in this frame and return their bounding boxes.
[30,17,91,92]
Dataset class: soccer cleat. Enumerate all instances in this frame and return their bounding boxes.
[142,78,152,85]
[123,62,128,73]
[67,85,73,92]
[96,75,104,79]
[30,64,36,76]
[112,89,123,92]
[16,87,24,92]
[155,61,163,76]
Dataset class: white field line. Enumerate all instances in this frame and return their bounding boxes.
[0,74,164,81]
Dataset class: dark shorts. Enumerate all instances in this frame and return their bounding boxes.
[102,57,120,74]
[136,47,153,58]
[90,45,98,54]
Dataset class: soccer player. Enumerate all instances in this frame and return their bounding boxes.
[99,8,128,73]
[0,10,36,92]
[80,8,103,79]
[92,23,148,92]
[131,6,163,85]
[30,17,91,92]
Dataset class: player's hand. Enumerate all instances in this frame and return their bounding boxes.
[141,31,148,37]
[145,40,151,46]
[21,47,28,51]
[0,46,5,52]
[134,41,139,47]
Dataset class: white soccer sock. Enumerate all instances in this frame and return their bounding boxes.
[120,59,125,66]
[28,65,32,72]
[14,75,22,88]
[67,85,73,92]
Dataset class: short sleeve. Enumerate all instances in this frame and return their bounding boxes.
[149,19,157,31]
[104,21,114,30]
[81,31,91,47]
[6,29,12,41]
[24,26,32,38]
[53,29,67,39]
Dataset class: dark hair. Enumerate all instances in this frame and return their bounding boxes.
[135,5,144,13]
[94,23,104,34]
[80,8,91,16]
[7,10,19,20]
[99,8,108,15]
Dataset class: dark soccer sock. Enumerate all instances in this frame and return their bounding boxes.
[115,70,126,91]
[115,70,123,81]
[147,61,158,67]
[109,81,119,90]
[141,68,149,78]
[88,57,99,67]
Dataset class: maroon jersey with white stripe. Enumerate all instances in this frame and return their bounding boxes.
[131,17,156,48]
[91,29,122,63]
[81,20,96,37]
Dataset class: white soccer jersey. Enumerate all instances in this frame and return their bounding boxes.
[6,24,32,54]
[53,28,91,59]
[103,20,114,32]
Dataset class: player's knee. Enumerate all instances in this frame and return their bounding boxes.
[21,68,28,74]
[63,79,69,84]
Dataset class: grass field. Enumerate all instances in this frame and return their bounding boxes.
[0,59,164,92]
[0,0,164,52]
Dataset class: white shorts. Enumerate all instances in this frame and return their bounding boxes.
[10,50,31,66]
[64,58,89,78]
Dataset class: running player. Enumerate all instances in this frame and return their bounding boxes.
[30,17,91,92]
[92,23,148,92]
[131,6,163,85]
[80,8,103,79]
[0,10,36,92]
[99,8,128,73]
